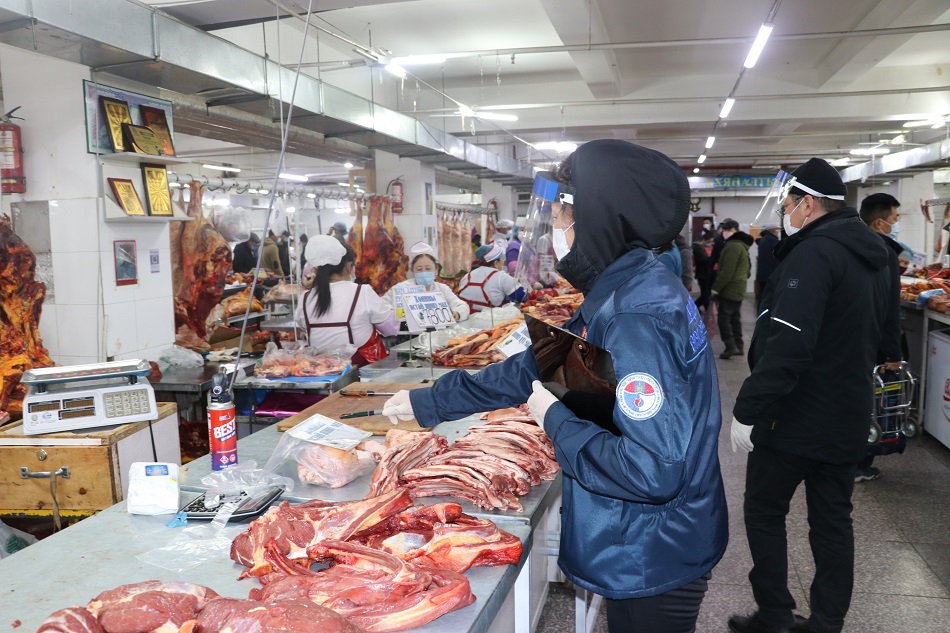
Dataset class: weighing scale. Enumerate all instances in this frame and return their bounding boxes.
[20,360,158,435]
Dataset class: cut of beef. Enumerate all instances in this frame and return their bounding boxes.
[367,431,448,497]
[36,608,104,633]
[202,598,366,633]
[86,580,219,633]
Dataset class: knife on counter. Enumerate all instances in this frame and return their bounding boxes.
[339,409,384,419]
[339,390,397,397]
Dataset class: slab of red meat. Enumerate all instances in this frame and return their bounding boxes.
[172,183,232,350]
[367,430,448,497]
[357,196,403,296]
[36,608,104,633]
[200,598,366,633]
[401,464,523,511]
[0,214,54,416]
[348,201,363,266]
[85,580,219,633]
[249,540,474,633]
[382,197,409,286]
[481,404,534,423]
[230,489,413,581]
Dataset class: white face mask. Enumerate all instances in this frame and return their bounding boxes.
[887,220,901,240]
[783,198,805,236]
[553,223,574,260]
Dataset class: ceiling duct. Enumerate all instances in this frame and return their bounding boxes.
[838,138,950,183]
[0,0,533,186]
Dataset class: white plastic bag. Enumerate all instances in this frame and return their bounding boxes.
[200,460,293,500]
[0,520,37,559]
[295,444,377,488]
[156,344,204,371]
[213,206,251,242]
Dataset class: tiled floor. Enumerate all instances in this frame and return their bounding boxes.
[537,301,950,632]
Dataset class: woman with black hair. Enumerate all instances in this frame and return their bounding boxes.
[295,235,398,366]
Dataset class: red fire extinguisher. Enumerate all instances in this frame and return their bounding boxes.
[389,178,403,214]
[0,107,25,194]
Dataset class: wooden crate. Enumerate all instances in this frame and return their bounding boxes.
[0,403,179,514]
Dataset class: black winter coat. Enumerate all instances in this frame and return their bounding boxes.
[232,242,257,274]
[878,234,903,364]
[733,208,891,464]
[755,231,779,283]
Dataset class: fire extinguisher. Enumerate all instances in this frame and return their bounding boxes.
[389,178,403,214]
[0,107,25,194]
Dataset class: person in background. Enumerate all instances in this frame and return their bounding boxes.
[754,225,781,311]
[329,221,348,244]
[655,240,682,280]
[472,232,482,258]
[692,235,714,311]
[712,218,738,266]
[701,218,715,240]
[492,219,513,248]
[856,192,905,483]
[385,241,469,322]
[382,140,727,632]
[299,233,309,270]
[458,243,527,312]
[232,232,260,274]
[277,230,292,278]
[296,235,398,367]
[728,158,890,633]
[506,225,522,274]
[261,231,284,276]
[713,224,754,359]
[675,234,693,291]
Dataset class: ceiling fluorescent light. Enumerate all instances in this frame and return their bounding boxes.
[392,54,446,65]
[719,98,735,118]
[306,193,317,199]
[534,141,578,152]
[338,182,351,187]
[458,105,476,118]
[829,158,850,166]
[279,173,308,182]
[849,147,890,156]
[932,119,947,129]
[344,162,354,169]
[697,154,707,164]
[384,63,407,78]
[903,117,942,128]
[474,111,519,122]
[743,24,774,69]
[203,164,241,173]
[286,206,296,214]
[693,167,700,174]
[890,135,906,145]
[705,136,716,149]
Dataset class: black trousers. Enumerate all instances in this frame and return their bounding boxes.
[718,297,743,350]
[604,572,710,633]
[744,445,857,633]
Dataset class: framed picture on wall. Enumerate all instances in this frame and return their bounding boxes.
[139,106,176,157]
[107,178,146,216]
[114,240,138,286]
[140,164,174,216]
[99,96,133,152]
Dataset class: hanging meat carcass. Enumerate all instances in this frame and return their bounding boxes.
[172,182,233,351]
[356,196,405,295]
[0,214,54,418]
[348,199,364,265]
[382,197,409,284]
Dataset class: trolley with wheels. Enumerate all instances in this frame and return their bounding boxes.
[868,362,918,454]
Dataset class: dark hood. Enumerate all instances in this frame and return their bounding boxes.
[776,207,888,271]
[727,231,754,247]
[555,140,691,294]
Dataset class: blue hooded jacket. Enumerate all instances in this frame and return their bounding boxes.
[410,140,728,599]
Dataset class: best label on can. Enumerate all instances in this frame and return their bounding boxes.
[208,402,238,470]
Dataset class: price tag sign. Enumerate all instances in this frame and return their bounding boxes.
[393,285,426,320]
[403,292,455,334]
[288,413,372,450]
[496,322,531,358]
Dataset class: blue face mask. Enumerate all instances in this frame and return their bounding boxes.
[414,271,436,287]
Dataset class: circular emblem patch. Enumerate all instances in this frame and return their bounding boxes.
[616,373,664,420]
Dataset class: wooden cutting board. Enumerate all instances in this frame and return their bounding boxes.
[276,382,432,435]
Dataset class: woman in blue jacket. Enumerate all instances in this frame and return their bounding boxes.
[383,140,728,633]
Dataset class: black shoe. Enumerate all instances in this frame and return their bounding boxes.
[720,346,741,359]
[728,612,805,633]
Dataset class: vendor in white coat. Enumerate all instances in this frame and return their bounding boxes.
[385,241,470,322]
[491,219,514,248]
[458,243,528,312]
[295,235,399,366]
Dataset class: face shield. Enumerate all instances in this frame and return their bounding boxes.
[751,169,791,231]
[512,172,573,288]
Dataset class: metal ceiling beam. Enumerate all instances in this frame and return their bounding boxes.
[838,138,950,183]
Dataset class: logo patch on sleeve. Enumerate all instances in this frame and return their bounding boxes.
[616,373,664,420]
[787,279,799,288]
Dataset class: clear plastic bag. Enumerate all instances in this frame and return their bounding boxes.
[256,342,296,378]
[413,325,482,356]
[295,444,377,488]
[137,520,245,573]
[290,345,355,377]
[200,460,293,500]
[213,206,251,243]
[0,520,37,559]
[156,344,204,371]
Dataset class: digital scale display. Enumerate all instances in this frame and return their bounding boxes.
[28,401,61,413]
[59,408,95,420]
[64,397,95,410]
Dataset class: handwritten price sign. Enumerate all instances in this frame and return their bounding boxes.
[497,323,531,358]
[403,292,456,333]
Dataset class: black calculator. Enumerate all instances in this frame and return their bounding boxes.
[179,486,283,521]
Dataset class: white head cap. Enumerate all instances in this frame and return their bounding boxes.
[496,219,514,230]
[305,234,347,267]
[409,241,436,259]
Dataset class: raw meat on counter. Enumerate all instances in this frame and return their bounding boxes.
[520,292,584,327]
[255,343,349,379]
[196,598,366,633]
[262,281,300,302]
[249,540,475,633]
[172,183,233,351]
[0,214,54,417]
[431,317,524,368]
[220,288,264,317]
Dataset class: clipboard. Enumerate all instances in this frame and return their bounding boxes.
[524,314,617,395]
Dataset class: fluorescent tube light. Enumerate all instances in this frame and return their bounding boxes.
[705,136,716,149]
[534,141,578,152]
[259,189,269,195]
[279,173,308,182]
[307,193,317,199]
[458,105,476,118]
[697,154,707,164]
[693,168,700,174]
[384,63,407,78]
[719,98,735,118]
[392,54,446,65]
[932,119,947,129]
[829,158,850,166]
[473,111,519,122]
[286,206,296,214]
[889,135,906,145]
[744,24,774,69]
[338,182,351,187]
[849,147,890,156]
[203,164,241,172]
[344,162,354,169]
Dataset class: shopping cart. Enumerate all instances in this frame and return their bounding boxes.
[868,362,918,455]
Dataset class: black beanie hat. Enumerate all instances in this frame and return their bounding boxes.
[789,157,847,198]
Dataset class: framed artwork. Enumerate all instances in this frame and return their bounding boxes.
[113,240,138,286]
[99,96,133,152]
[121,123,164,156]
[140,164,173,216]
[139,106,176,157]
[107,178,146,217]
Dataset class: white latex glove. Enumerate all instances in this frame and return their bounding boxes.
[528,380,560,425]
[382,390,415,425]
[730,416,754,453]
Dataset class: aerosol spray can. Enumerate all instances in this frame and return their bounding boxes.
[208,367,237,470]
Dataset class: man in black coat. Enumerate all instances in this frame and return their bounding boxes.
[232,233,260,274]
[754,225,780,311]
[728,158,891,633]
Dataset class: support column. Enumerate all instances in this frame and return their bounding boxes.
[481,179,518,224]
[894,172,935,261]
[374,149,436,253]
